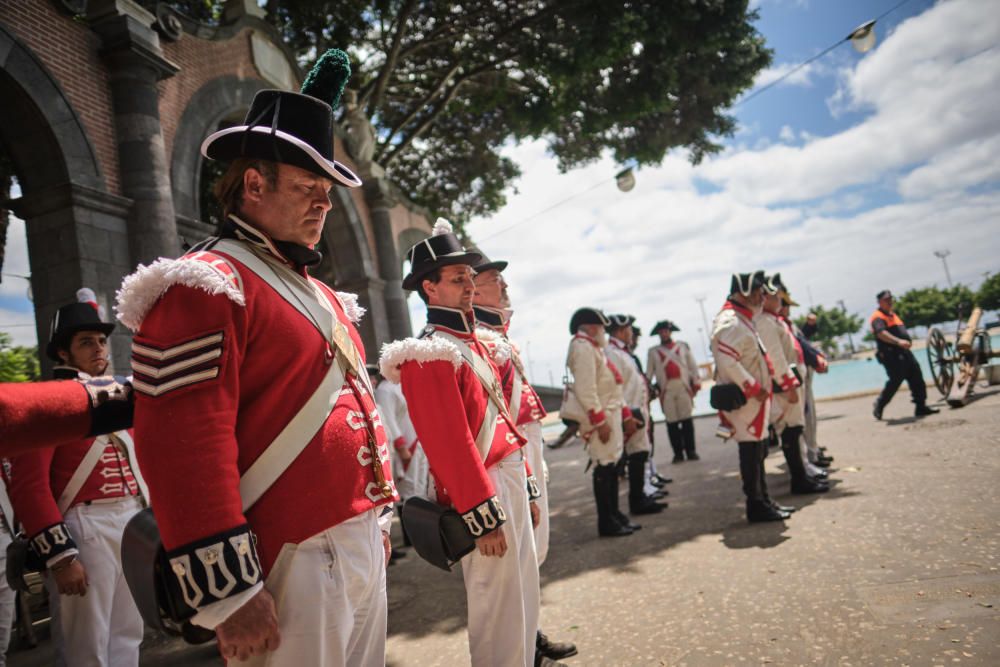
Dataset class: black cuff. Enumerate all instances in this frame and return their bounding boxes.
[526,475,542,500]
[460,496,506,538]
[31,522,77,563]
[84,375,134,436]
[164,524,262,611]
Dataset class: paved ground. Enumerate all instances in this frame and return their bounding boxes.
[8,384,1000,666]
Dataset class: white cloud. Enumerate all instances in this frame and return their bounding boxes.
[0,216,38,347]
[779,125,796,143]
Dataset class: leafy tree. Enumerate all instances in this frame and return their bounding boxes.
[167,0,771,225]
[794,305,863,356]
[977,272,1000,312]
[0,332,39,383]
[893,284,975,328]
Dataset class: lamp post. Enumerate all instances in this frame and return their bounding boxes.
[695,295,712,359]
[933,249,954,287]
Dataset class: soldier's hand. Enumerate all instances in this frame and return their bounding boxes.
[623,418,638,438]
[215,589,281,661]
[475,528,507,558]
[787,390,799,404]
[597,422,612,443]
[382,531,392,568]
[530,501,540,529]
[899,340,912,350]
[52,557,88,596]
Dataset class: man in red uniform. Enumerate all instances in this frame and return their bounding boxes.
[114,51,396,665]
[471,253,578,665]
[380,221,541,667]
[9,292,146,666]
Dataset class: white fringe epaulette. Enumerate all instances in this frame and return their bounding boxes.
[115,256,245,332]
[475,327,512,365]
[378,336,464,384]
[334,291,365,324]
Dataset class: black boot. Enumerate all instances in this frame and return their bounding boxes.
[628,452,666,514]
[915,404,939,417]
[872,398,885,420]
[681,418,699,460]
[667,421,685,462]
[536,630,578,662]
[594,465,631,537]
[781,427,829,494]
[607,466,641,530]
[740,441,787,522]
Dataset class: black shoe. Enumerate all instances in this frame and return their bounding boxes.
[747,503,788,522]
[614,510,642,531]
[537,631,578,662]
[915,404,940,417]
[686,452,700,461]
[653,474,673,484]
[630,498,666,515]
[812,458,830,468]
[649,489,668,499]
[672,454,685,464]
[791,478,830,494]
[873,399,884,420]
[818,453,834,464]
[771,503,797,513]
[599,522,633,537]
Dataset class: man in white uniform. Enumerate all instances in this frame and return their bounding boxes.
[605,315,665,515]
[647,320,701,463]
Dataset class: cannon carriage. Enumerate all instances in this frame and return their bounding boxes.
[926,307,998,407]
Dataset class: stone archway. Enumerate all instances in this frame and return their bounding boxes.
[0,25,134,373]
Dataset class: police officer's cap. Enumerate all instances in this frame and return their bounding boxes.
[569,307,610,334]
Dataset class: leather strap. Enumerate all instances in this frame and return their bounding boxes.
[0,483,14,532]
[57,437,107,515]
[433,331,512,462]
[211,239,360,512]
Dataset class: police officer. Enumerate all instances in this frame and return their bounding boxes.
[870,290,939,420]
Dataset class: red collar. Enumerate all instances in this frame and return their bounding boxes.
[609,336,628,351]
[724,299,755,320]
[574,332,601,348]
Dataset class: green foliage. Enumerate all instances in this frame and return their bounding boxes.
[300,49,351,109]
[171,0,771,226]
[978,272,1000,311]
[893,284,975,328]
[0,332,39,383]
[793,305,863,356]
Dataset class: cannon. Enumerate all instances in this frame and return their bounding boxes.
[926,307,997,407]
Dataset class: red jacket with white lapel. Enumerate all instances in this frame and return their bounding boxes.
[473,306,548,426]
[379,306,526,537]
[115,219,395,611]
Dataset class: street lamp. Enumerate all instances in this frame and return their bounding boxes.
[848,19,877,53]
[694,295,712,358]
[615,168,636,193]
[933,249,954,287]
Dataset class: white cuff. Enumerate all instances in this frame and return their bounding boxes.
[191,581,264,630]
[377,505,394,534]
[46,549,79,570]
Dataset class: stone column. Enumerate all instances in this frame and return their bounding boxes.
[88,0,181,266]
[364,177,412,340]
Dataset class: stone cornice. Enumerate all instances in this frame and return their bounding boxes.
[8,182,133,218]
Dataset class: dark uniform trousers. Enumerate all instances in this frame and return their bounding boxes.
[877,347,926,407]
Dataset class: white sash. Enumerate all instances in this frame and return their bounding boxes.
[509,365,524,424]
[212,239,364,512]
[57,437,108,514]
[432,331,510,462]
[658,344,691,385]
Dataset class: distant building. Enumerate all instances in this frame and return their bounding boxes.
[0,0,430,370]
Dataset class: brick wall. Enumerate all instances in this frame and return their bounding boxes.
[0,1,121,195]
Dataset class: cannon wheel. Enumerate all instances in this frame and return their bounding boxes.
[926,327,954,396]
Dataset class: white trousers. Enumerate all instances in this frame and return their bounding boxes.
[522,422,549,566]
[46,496,144,667]
[396,444,430,500]
[803,367,821,460]
[234,511,387,667]
[660,378,694,422]
[460,452,540,667]
[0,529,15,667]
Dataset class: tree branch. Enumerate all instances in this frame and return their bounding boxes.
[374,62,462,161]
[363,0,418,115]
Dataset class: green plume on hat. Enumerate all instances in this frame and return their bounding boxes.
[300,48,351,109]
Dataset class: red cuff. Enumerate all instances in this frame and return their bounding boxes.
[392,436,408,452]
[778,374,799,392]
[742,380,762,399]
[621,407,633,420]
[587,409,606,426]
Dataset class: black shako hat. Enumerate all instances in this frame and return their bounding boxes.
[201,49,362,189]
[46,288,115,361]
[650,320,680,336]
[730,270,769,297]
[402,219,483,291]
[569,307,610,334]
[605,314,635,332]
[471,251,508,274]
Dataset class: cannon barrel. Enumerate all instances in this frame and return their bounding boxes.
[956,307,983,354]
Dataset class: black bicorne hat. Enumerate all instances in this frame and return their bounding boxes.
[46,288,115,361]
[471,251,508,274]
[569,307,610,334]
[605,314,635,332]
[730,270,767,297]
[650,319,680,336]
[201,50,361,189]
[402,219,483,291]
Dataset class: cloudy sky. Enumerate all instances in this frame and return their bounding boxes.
[2,0,999,389]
